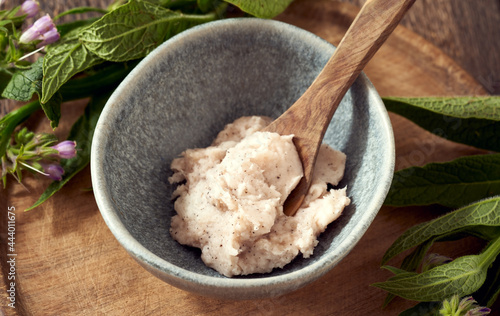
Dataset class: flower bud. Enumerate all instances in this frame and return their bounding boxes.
[465,306,491,316]
[19,14,58,45]
[38,27,60,47]
[20,1,40,18]
[459,296,476,311]
[41,163,64,181]
[422,253,452,272]
[439,295,491,316]
[51,140,77,159]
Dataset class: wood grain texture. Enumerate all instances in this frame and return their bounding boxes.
[339,0,500,94]
[0,1,497,315]
[268,0,416,216]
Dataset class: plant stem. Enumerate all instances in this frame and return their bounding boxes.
[480,234,500,269]
[0,100,41,158]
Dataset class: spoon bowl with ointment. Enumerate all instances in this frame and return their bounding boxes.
[91,14,397,299]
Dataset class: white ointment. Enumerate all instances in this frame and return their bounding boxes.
[169,116,350,277]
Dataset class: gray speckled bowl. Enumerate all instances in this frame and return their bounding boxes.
[91,18,395,300]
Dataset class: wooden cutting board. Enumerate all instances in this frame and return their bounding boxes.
[0,1,490,315]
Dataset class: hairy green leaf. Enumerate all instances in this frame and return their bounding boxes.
[80,0,219,62]
[56,17,100,38]
[1,58,43,101]
[382,226,500,307]
[385,154,500,208]
[224,0,294,18]
[382,197,500,264]
[383,96,500,152]
[385,96,500,120]
[41,92,63,129]
[59,61,138,101]
[26,92,111,211]
[41,33,104,104]
[374,236,500,302]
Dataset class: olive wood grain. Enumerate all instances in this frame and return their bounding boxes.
[267,0,416,216]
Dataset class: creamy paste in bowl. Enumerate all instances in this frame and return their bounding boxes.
[169,116,350,277]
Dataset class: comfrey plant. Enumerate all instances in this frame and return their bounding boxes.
[1,1,59,64]
[1,1,67,186]
[1,127,76,186]
[0,0,296,211]
[439,295,491,316]
[19,14,60,48]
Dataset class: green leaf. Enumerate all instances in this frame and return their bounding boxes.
[59,61,138,101]
[224,0,294,18]
[0,101,41,158]
[1,7,25,29]
[197,0,220,12]
[1,58,64,128]
[398,301,442,316]
[80,0,219,62]
[385,154,500,208]
[385,96,500,120]
[473,254,500,307]
[382,226,500,307]
[26,92,111,211]
[382,197,500,264]
[56,17,100,38]
[1,58,43,101]
[382,265,415,276]
[41,34,104,104]
[373,236,500,302]
[107,0,129,11]
[41,92,63,129]
[383,96,500,152]
[0,68,13,97]
[54,7,108,21]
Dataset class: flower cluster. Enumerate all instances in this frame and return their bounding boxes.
[19,14,59,48]
[0,0,60,62]
[16,1,60,48]
[1,128,77,186]
[439,295,491,316]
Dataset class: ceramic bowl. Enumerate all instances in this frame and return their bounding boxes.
[91,18,395,300]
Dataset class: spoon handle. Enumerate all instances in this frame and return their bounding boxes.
[269,0,415,216]
[312,0,416,118]
[274,0,415,144]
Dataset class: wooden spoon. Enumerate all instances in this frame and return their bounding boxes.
[264,0,416,216]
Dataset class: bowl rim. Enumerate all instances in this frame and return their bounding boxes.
[90,17,395,295]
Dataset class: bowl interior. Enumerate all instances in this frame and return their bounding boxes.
[92,18,394,289]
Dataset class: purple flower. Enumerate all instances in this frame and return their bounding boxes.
[20,1,39,18]
[422,253,452,272]
[41,163,64,181]
[19,14,59,46]
[459,296,477,311]
[38,27,60,47]
[51,140,77,159]
[465,307,491,316]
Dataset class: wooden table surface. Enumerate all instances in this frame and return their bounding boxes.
[1,0,499,315]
